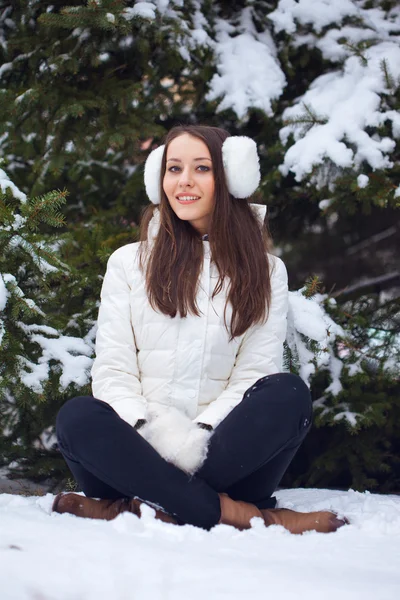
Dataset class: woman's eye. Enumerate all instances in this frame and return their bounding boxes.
[167,165,211,173]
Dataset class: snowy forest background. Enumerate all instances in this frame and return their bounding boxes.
[0,0,399,493]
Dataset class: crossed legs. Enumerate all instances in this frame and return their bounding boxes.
[55,373,312,529]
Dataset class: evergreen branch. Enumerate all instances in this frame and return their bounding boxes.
[333,271,399,299]
[302,275,322,298]
[302,103,328,125]
[380,59,397,93]
[283,341,300,374]
[9,291,45,321]
[24,190,68,231]
[283,103,328,136]
[0,198,17,226]
[341,40,378,66]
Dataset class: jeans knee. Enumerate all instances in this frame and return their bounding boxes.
[268,372,312,418]
[56,396,97,439]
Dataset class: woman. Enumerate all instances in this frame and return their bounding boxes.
[53,125,348,533]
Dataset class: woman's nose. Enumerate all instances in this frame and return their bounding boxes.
[178,167,194,187]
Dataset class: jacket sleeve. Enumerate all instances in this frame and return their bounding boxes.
[193,256,288,429]
[91,246,147,427]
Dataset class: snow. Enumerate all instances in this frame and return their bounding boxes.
[318,198,332,210]
[357,174,369,188]
[122,3,157,21]
[0,488,399,600]
[0,274,8,312]
[286,290,345,386]
[0,167,27,203]
[274,1,400,182]
[269,0,359,34]
[207,10,286,119]
[324,352,343,396]
[8,235,59,274]
[0,163,95,396]
[285,290,353,411]
[0,275,7,345]
[289,291,341,343]
[16,324,93,393]
[279,43,400,181]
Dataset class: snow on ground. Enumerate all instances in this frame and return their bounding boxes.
[1,488,399,600]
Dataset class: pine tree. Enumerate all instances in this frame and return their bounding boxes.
[0,166,93,482]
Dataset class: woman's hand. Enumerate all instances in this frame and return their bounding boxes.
[137,405,212,475]
[197,422,213,432]
[134,419,147,431]
[173,426,212,474]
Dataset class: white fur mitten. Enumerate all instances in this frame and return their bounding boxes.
[138,404,212,475]
[172,426,212,475]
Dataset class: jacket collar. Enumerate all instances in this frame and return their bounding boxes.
[147,203,267,244]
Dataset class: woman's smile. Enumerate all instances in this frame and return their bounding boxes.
[176,193,201,204]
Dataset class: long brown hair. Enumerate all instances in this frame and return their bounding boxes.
[138,125,272,341]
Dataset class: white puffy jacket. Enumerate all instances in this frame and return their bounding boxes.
[91,204,288,473]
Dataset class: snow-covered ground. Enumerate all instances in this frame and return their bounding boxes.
[1,488,399,600]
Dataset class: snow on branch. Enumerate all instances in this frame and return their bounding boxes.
[122,1,179,22]
[286,290,345,391]
[0,168,93,400]
[17,323,93,393]
[0,167,27,204]
[279,44,400,181]
[286,292,364,426]
[271,1,400,182]
[122,3,157,21]
[269,0,360,35]
[207,8,286,119]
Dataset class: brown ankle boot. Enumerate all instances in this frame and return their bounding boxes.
[218,494,264,530]
[260,507,349,534]
[52,493,176,524]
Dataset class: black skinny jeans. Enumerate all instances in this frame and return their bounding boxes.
[56,373,312,530]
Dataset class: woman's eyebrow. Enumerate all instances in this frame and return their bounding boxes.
[166,157,212,162]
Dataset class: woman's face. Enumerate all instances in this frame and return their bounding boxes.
[163,133,215,235]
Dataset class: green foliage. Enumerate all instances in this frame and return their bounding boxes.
[282,103,329,137]
[283,369,400,492]
[0,171,93,479]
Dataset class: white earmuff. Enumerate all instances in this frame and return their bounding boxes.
[144,136,260,204]
[221,136,260,198]
[144,145,165,205]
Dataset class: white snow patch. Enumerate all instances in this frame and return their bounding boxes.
[357,174,369,188]
[318,198,332,210]
[273,1,400,182]
[280,43,400,181]
[65,140,75,153]
[0,275,9,311]
[0,167,27,203]
[269,0,359,35]
[0,488,399,599]
[207,11,286,119]
[122,3,157,20]
[286,290,345,389]
[17,325,93,393]
[289,291,343,343]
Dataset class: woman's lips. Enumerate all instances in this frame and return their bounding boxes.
[176,196,200,204]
